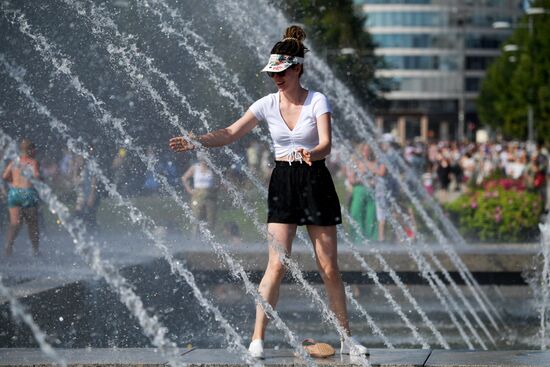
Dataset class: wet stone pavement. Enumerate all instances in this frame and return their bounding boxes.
[2,348,550,367]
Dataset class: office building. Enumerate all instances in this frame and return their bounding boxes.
[355,0,523,142]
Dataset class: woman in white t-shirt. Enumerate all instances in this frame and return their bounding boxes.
[169,25,368,359]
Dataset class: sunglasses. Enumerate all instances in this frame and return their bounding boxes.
[267,70,287,78]
[267,65,296,78]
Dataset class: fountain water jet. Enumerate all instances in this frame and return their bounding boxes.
[79,0,459,350]
[389,198,492,349]
[0,130,188,367]
[537,217,550,349]
[210,0,500,335]
[0,275,67,367]
[0,0,536,354]
[45,4,376,362]
[221,0,504,331]
[66,0,489,351]
[332,136,483,349]
[1,51,323,367]
[0,9,319,363]
[0,55,264,366]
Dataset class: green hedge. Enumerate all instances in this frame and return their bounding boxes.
[445,188,543,242]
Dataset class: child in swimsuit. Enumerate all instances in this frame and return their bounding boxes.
[2,138,40,256]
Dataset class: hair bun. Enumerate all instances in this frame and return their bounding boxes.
[271,25,308,58]
[283,25,306,42]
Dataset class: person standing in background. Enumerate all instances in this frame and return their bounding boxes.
[181,153,217,238]
[2,139,41,256]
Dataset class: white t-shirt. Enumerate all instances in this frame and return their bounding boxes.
[193,163,215,189]
[248,90,332,159]
[506,161,525,180]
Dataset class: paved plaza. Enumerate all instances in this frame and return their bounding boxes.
[2,348,550,366]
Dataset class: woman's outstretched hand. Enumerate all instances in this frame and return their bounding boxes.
[169,136,195,152]
[296,148,312,166]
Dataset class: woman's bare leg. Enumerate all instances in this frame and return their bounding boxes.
[5,207,22,256]
[251,223,297,341]
[307,225,350,335]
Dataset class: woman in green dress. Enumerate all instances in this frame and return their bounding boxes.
[347,143,379,242]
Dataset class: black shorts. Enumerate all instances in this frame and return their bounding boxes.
[267,159,342,226]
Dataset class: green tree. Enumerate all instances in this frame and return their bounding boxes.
[477,0,550,144]
[276,0,388,110]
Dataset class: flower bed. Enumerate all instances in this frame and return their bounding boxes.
[445,185,543,242]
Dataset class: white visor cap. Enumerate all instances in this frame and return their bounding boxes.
[261,54,304,73]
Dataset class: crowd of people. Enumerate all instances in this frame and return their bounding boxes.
[0,139,229,256]
[2,135,549,255]
[325,135,549,243]
[402,139,548,205]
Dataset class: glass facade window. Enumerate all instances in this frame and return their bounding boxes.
[465,56,496,70]
[465,34,508,48]
[390,99,458,113]
[373,34,459,48]
[354,0,430,4]
[367,12,446,27]
[356,0,519,5]
[385,55,459,70]
[465,100,478,113]
[373,34,507,49]
[462,0,522,7]
[367,12,514,28]
[384,55,459,71]
[468,14,514,27]
[405,117,422,138]
[465,77,482,92]
[383,76,461,93]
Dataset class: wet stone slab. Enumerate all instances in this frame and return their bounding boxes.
[178,348,431,366]
[0,348,429,366]
[4,348,550,366]
[0,348,186,366]
[425,349,550,367]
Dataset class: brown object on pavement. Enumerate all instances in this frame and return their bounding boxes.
[302,339,335,358]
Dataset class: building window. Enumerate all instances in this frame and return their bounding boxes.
[383,76,461,93]
[465,56,496,70]
[385,55,459,70]
[372,33,459,48]
[357,0,521,5]
[390,99,458,113]
[366,11,514,28]
[465,34,508,49]
[354,0,430,4]
[465,77,482,92]
[367,12,446,28]
[467,14,514,27]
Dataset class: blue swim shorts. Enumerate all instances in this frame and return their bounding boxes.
[7,188,40,208]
